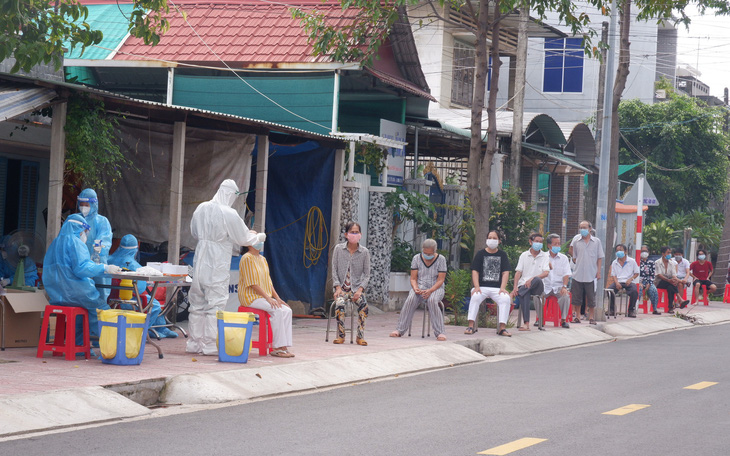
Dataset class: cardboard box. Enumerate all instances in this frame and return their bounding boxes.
[0,289,48,349]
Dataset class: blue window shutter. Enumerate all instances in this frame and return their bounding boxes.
[563,38,584,92]
[0,157,6,235]
[18,160,39,233]
[543,39,564,92]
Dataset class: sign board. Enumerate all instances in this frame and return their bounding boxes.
[622,178,660,206]
[379,119,406,186]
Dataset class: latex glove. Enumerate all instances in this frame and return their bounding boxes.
[94,245,102,253]
[105,264,122,274]
[256,233,267,244]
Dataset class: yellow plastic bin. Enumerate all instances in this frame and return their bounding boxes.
[97,309,149,365]
[216,310,257,363]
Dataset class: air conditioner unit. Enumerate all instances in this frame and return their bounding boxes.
[678,80,687,88]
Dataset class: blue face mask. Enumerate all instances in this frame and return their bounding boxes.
[532,242,543,251]
[580,228,589,237]
[698,254,706,261]
[665,254,672,260]
[616,251,625,259]
[551,246,561,254]
[252,243,264,252]
[422,253,435,260]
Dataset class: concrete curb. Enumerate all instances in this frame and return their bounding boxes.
[689,308,730,325]
[0,386,151,437]
[600,316,694,338]
[454,326,615,356]
[160,343,485,405]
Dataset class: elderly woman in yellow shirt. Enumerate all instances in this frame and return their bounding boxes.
[238,238,294,358]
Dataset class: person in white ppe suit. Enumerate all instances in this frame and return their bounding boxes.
[187,179,265,355]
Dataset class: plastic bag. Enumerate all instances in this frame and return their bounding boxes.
[98,309,147,359]
[216,311,255,357]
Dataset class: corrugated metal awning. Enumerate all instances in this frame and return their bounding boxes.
[522,142,592,174]
[365,67,437,102]
[0,84,57,121]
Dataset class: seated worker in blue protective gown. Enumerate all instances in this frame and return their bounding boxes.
[107,234,178,338]
[0,235,39,287]
[42,214,122,345]
[77,188,113,313]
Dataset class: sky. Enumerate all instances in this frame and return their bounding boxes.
[676,7,730,99]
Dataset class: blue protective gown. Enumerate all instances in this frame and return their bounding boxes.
[78,188,113,308]
[107,234,177,338]
[43,214,108,341]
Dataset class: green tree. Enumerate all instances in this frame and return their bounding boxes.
[0,0,171,73]
[618,95,730,219]
[293,0,604,254]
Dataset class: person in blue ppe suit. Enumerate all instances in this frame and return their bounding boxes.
[77,188,113,309]
[0,236,39,287]
[187,179,264,355]
[43,214,122,345]
[107,234,178,338]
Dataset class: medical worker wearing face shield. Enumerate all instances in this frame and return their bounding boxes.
[77,188,113,309]
[107,234,178,338]
[43,214,122,344]
[187,179,264,355]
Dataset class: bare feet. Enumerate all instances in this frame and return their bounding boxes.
[436,334,446,341]
[389,331,401,337]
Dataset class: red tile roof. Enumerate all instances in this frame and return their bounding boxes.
[112,2,360,64]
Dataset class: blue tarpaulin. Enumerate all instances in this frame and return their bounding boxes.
[247,140,335,309]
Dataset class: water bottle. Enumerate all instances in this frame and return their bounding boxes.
[92,240,101,264]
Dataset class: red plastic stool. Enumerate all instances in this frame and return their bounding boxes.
[691,285,709,306]
[541,295,561,327]
[238,306,272,356]
[723,284,730,303]
[37,305,91,360]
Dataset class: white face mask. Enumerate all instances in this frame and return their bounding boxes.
[80,206,90,217]
[80,232,88,243]
[640,252,649,259]
[486,239,499,249]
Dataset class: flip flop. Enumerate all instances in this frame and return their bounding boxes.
[497,329,512,337]
[436,334,447,341]
[518,326,530,331]
[389,331,402,338]
[270,349,294,358]
[464,327,476,335]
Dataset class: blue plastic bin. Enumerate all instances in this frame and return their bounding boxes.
[97,312,150,366]
[217,312,258,363]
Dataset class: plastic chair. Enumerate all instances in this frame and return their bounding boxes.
[407,300,446,338]
[517,295,544,330]
[324,300,355,344]
[657,288,670,312]
[691,285,709,306]
[542,295,562,327]
[723,284,730,303]
[238,306,272,355]
[37,305,91,360]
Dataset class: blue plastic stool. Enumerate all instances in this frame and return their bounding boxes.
[98,313,150,366]
[217,314,258,363]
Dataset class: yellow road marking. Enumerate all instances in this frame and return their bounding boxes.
[478,438,547,455]
[684,381,718,390]
[603,404,651,416]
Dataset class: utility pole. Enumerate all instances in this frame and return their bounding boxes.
[594,22,609,146]
[715,87,730,292]
[509,7,529,189]
[595,0,619,296]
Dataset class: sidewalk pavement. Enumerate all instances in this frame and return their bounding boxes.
[1,300,729,437]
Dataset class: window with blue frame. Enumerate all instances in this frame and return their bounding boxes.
[543,38,584,93]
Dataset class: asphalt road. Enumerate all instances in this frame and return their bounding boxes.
[3,324,730,456]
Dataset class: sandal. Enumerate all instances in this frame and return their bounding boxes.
[518,326,530,331]
[464,327,476,335]
[589,319,596,325]
[270,349,294,358]
[573,317,581,324]
[436,334,447,341]
[497,329,512,337]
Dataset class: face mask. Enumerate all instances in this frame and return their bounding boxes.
[665,254,672,260]
[532,242,543,252]
[615,251,625,259]
[698,254,706,261]
[80,232,88,243]
[346,233,361,244]
[640,252,649,259]
[80,206,90,217]
[422,253,435,260]
[551,246,560,254]
[252,242,264,251]
[486,239,499,249]
[674,256,682,262]
[580,229,589,237]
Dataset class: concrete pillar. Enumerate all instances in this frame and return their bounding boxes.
[167,121,186,264]
[443,184,466,269]
[46,102,66,248]
[254,134,269,233]
[366,186,395,307]
[326,148,346,295]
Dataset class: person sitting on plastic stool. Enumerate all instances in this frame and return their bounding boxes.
[466,230,512,336]
[390,238,447,341]
[107,234,177,338]
[42,214,122,346]
[543,233,572,328]
[607,243,640,317]
[331,222,370,346]
[512,233,550,331]
[238,238,294,358]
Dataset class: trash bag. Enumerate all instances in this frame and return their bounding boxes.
[98,309,147,359]
[216,311,255,357]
